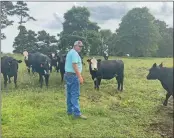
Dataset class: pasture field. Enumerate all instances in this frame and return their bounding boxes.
[1,54,173,138]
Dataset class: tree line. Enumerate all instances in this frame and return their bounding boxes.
[1,1,173,57]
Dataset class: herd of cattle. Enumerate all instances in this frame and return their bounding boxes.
[1,50,173,106]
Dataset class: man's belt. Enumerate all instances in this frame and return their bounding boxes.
[65,72,76,75]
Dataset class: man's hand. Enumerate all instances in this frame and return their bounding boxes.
[79,75,84,84]
[72,63,84,84]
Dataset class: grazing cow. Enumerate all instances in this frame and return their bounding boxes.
[1,56,22,88]
[24,51,51,88]
[87,57,124,91]
[48,52,59,73]
[58,53,66,82]
[147,63,173,106]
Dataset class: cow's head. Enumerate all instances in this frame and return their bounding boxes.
[8,59,22,76]
[23,51,29,60]
[87,57,101,71]
[58,54,66,63]
[50,53,58,60]
[40,60,51,75]
[146,63,163,80]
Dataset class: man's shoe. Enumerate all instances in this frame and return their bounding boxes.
[73,115,87,120]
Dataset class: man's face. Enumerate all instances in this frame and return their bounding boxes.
[74,45,83,52]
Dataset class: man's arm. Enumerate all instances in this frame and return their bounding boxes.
[72,63,82,78]
[72,52,83,83]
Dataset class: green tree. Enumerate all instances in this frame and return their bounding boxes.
[59,6,100,55]
[116,7,161,57]
[36,30,58,54]
[154,20,173,57]
[1,1,15,39]
[13,1,36,25]
[12,1,36,52]
[13,25,29,53]
[99,29,113,55]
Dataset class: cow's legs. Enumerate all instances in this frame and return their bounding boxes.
[163,92,172,106]
[39,74,43,88]
[14,73,18,88]
[57,63,60,73]
[27,66,30,74]
[50,65,53,73]
[120,74,124,91]
[31,66,35,74]
[116,72,124,91]
[56,65,59,72]
[8,76,11,83]
[97,78,101,90]
[116,76,121,91]
[44,75,49,88]
[61,72,64,82]
[3,73,8,88]
[92,77,97,89]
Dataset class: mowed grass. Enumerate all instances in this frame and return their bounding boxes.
[1,54,173,138]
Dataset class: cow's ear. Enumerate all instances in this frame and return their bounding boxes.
[159,62,163,67]
[97,59,101,62]
[152,63,157,67]
[18,60,22,63]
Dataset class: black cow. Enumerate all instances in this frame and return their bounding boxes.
[1,56,22,88]
[147,63,173,106]
[58,53,66,82]
[48,52,59,73]
[103,51,109,60]
[23,52,36,74]
[25,52,51,88]
[87,57,124,91]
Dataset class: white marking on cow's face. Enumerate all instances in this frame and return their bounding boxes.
[91,58,98,71]
[49,63,51,68]
[23,51,28,60]
[52,53,55,58]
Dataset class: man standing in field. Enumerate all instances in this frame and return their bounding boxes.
[64,40,87,120]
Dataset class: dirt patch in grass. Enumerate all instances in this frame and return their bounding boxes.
[149,121,173,138]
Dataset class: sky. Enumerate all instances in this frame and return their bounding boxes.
[1,2,173,53]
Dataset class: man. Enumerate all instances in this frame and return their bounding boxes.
[64,40,87,119]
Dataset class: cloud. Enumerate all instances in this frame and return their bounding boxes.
[1,2,173,53]
[87,2,173,26]
[89,4,127,23]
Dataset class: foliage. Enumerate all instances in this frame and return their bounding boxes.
[59,6,101,55]
[116,7,161,57]
[154,20,173,57]
[13,1,36,25]
[1,1,15,39]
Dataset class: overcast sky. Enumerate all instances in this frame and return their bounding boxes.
[1,2,173,53]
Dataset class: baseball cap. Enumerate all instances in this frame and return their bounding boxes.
[74,40,83,46]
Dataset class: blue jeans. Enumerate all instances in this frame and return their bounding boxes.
[64,73,81,116]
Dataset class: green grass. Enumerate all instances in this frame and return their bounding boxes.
[1,54,173,138]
